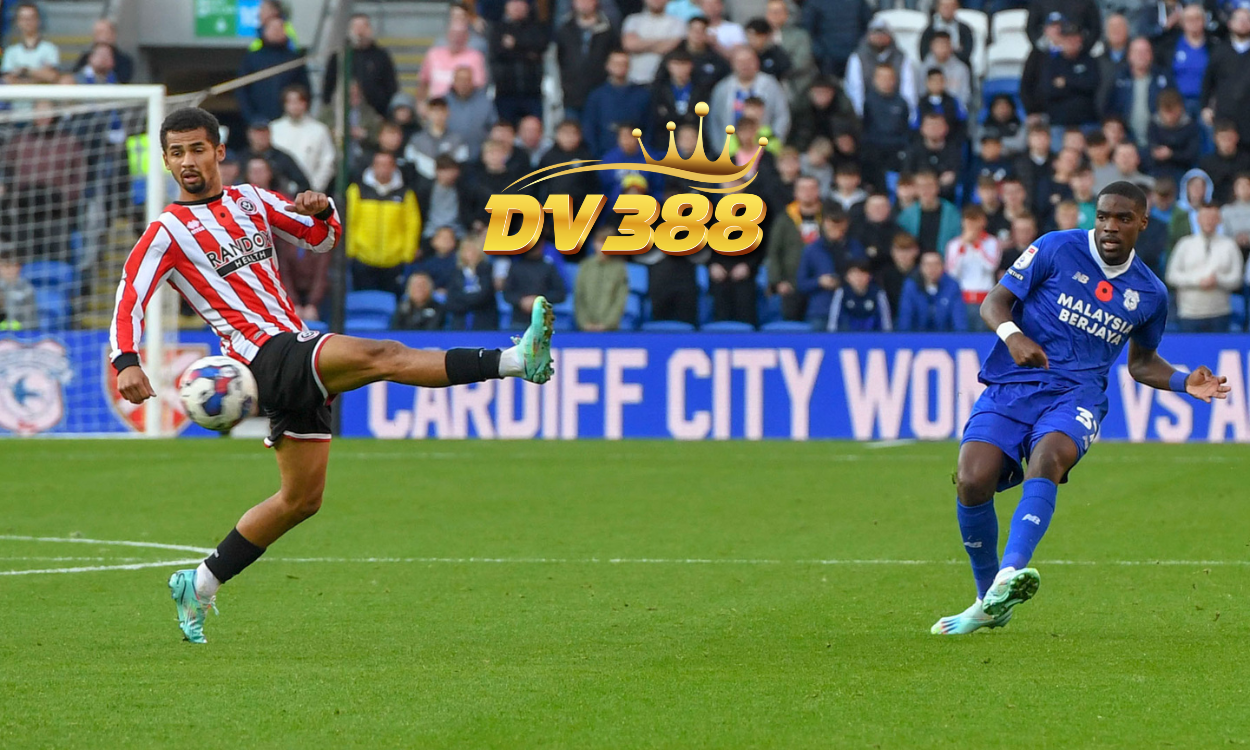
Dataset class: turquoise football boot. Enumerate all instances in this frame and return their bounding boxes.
[513,296,555,384]
[931,600,1013,635]
[168,569,215,644]
[981,567,1041,618]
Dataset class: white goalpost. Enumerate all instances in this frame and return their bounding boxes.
[0,84,172,437]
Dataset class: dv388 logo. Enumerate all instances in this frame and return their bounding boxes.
[484,103,769,258]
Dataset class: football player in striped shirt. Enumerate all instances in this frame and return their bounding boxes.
[110,108,555,644]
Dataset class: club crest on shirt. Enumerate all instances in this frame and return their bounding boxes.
[1123,289,1139,311]
[1013,244,1039,270]
[237,198,259,215]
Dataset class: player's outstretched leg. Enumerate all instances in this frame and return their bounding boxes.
[932,441,1008,635]
[315,297,555,394]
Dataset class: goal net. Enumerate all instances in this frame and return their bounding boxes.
[0,84,178,437]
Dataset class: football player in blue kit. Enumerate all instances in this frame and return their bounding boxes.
[932,181,1231,635]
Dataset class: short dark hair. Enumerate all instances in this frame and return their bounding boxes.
[1098,181,1148,213]
[962,204,986,221]
[15,2,40,18]
[746,18,773,35]
[434,154,461,171]
[1214,118,1238,134]
[281,84,310,104]
[688,15,709,25]
[160,107,221,151]
[931,29,952,40]
[1158,88,1183,111]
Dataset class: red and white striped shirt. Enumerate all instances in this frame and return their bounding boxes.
[110,184,340,367]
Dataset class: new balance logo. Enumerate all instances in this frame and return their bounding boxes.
[1023,514,1042,525]
[1072,272,1089,284]
[187,220,206,235]
[964,541,982,548]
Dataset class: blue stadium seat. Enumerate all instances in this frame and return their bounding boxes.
[346,290,397,318]
[304,319,330,332]
[620,294,642,331]
[345,314,391,332]
[496,291,512,330]
[561,259,580,292]
[695,264,709,293]
[700,320,755,332]
[641,320,696,332]
[762,320,817,332]
[552,295,575,330]
[1231,289,1248,330]
[627,262,649,297]
[34,289,70,330]
[22,260,75,289]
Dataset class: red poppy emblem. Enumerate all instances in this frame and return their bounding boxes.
[1095,281,1113,302]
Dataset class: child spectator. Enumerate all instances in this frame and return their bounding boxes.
[827,260,892,332]
[346,151,421,294]
[416,155,471,240]
[1221,175,1250,259]
[913,67,967,140]
[800,137,835,198]
[574,231,629,331]
[745,17,792,83]
[897,250,966,332]
[971,135,1014,186]
[1175,168,1215,240]
[975,176,1010,243]
[416,226,459,292]
[830,162,867,214]
[392,272,445,331]
[1147,89,1200,185]
[406,97,469,180]
[921,31,971,107]
[1086,131,1119,193]
[877,231,921,313]
[1013,124,1053,207]
[1070,166,1097,230]
[893,173,919,216]
[504,245,567,329]
[444,235,498,330]
[854,193,898,272]
[944,204,1001,330]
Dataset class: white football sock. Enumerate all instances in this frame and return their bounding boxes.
[194,562,221,600]
[498,346,524,378]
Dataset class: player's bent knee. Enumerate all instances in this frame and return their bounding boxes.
[278,486,324,520]
[955,469,996,505]
[363,339,408,379]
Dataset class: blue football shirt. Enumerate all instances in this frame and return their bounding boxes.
[980,229,1169,392]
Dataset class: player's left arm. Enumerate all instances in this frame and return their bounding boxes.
[1127,339,1230,403]
[254,186,341,254]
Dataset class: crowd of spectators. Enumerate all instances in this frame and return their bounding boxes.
[4,0,1250,333]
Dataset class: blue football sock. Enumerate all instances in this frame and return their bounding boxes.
[1000,478,1058,571]
[956,499,1000,600]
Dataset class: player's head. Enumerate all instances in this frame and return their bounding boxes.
[1093,181,1148,265]
[160,107,224,197]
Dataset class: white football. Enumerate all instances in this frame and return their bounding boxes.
[177,355,259,432]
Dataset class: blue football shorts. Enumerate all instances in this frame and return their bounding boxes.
[960,381,1109,492]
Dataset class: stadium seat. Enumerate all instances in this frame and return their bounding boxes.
[985,38,1029,79]
[34,288,71,330]
[346,290,397,318]
[762,320,817,332]
[627,262,649,297]
[552,295,575,331]
[954,8,989,77]
[700,320,755,332]
[304,320,330,333]
[990,9,1028,39]
[561,260,579,292]
[620,294,642,331]
[641,320,696,332]
[876,9,927,60]
[22,260,75,290]
[1232,290,1248,331]
[345,314,391,332]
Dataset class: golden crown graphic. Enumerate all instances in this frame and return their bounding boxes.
[507,102,768,195]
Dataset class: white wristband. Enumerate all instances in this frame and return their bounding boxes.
[996,322,1022,343]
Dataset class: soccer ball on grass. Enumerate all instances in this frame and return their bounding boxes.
[178,355,259,432]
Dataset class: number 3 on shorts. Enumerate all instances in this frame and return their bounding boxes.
[1074,407,1098,450]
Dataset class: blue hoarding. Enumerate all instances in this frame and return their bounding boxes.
[3,331,1249,442]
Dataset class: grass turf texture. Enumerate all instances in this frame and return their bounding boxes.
[1,440,1248,748]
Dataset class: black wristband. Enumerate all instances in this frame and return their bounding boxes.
[112,352,140,373]
[314,204,334,221]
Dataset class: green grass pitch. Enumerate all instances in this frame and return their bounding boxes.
[1,439,1248,748]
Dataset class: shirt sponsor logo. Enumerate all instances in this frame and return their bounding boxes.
[1055,292,1135,345]
[204,231,274,277]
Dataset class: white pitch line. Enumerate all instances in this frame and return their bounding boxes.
[0,535,213,555]
[0,556,149,562]
[0,559,202,576]
[261,556,1250,567]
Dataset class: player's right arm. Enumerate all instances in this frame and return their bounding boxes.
[110,222,177,404]
[981,235,1058,369]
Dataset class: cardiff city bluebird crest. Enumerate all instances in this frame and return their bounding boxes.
[0,338,72,434]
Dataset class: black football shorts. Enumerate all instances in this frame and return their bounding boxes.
[247,330,335,447]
